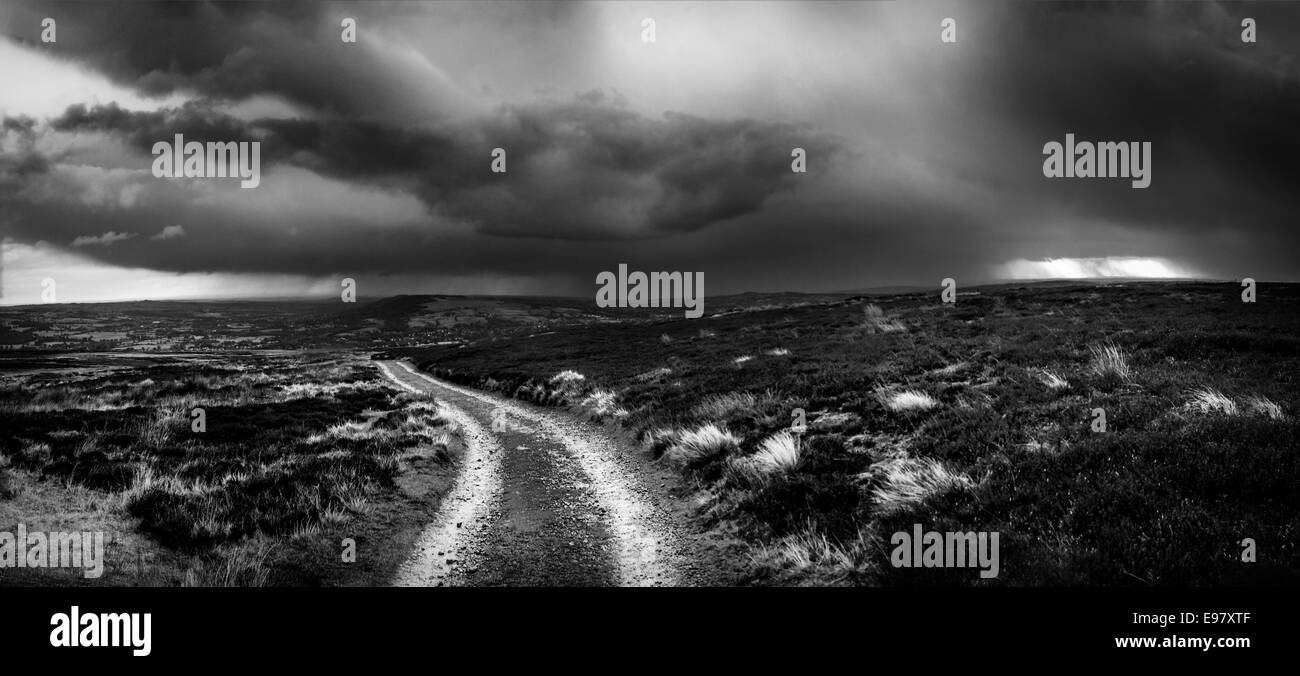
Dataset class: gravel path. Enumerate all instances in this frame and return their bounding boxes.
[377,360,697,586]
[377,360,503,586]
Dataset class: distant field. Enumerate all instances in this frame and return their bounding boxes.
[0,353,463,585]
[0,295,628,352]
[396,282,1300,585]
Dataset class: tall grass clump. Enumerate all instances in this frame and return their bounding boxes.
[1184,387,1239,416]
[1245,395,1285,420]
[182,540,275,587]
[728,430,802,486]
[869,457,974,515]
[579,390,628,420]
[663,424,741,469]
[751,525,876,585]
[876,389,939,413]
[750,431,800,474]
[1088,341,1133,382]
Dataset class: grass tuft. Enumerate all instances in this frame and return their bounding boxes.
[1184,387,1239,416]
[663,423,741,469]
[751,525,876,584]
[1037,369,1070,391]
[869,457,974,515]
[1245,395,1285,420]
[1088,341,1133,382]
[750,431,801,474]
[877,389,939,413]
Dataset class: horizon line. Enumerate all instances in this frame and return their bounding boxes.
[0,277,1280,308]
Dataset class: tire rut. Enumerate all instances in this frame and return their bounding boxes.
[378,360,687,586]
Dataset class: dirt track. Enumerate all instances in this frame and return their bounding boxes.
[376,359,721,587]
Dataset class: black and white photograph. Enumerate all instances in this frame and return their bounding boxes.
[1,0,1296,663]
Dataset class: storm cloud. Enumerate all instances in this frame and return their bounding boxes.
[1,0,1298,301]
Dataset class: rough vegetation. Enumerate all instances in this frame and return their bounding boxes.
[399,282,1300,586]
[0,354,460,585]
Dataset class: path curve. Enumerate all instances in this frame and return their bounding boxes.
[377,359,694,586]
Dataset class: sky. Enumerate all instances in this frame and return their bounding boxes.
[1,0,1298,304]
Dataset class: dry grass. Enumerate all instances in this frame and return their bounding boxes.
[634,366,673,382]
[1245,395,1285,420]
[1183,388,1286,420]
[929,361,969,377]
[307,420,391,444]
[869,457,974,515]
[751,525,876,584]
[663,423,742,468]
[691,392,758,419]
[1037,369,1070,391]
[1088,341,1133,382]
[876,389,939,413]
[320,505,350,526]
[861,304,907,334]
[579,389,628,419]
[132,407,182,447]
[289,521,322,541]
[642,427,681,456]
[1185,387,1239,416]
[750,431,801,474]
[727,431,801,485]
[278,381,381,399]
[182,539,275,587]
[549,370,586,385]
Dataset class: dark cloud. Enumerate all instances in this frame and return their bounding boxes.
[0,115,49,187]
[31,96,845,242]
[5,0,476,121]
[52,102,252,148]
[2,0,1299,293]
